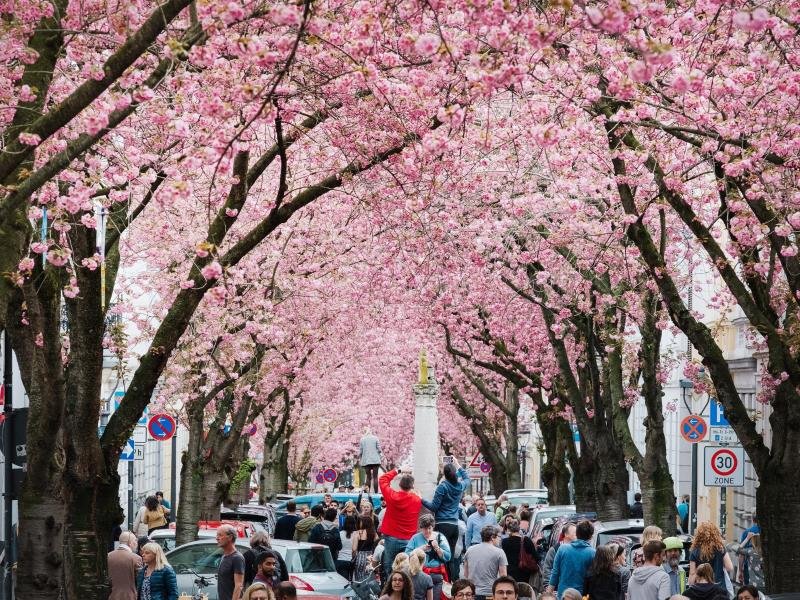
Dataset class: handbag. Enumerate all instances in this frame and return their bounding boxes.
[519,537,537,571]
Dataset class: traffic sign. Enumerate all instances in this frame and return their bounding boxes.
[680,415,708,443]
[704,446,744,487]
[133,427,147,444]
[147,413,176,441]
[469,451,485,467]
[323,468,338,483]
[135,445,145,460]
[114,390,148,426]
[315,471,324,484]
[710,427,737,444]
[710,400,730,427]
[480,462,492,474]
[120,438,136,461]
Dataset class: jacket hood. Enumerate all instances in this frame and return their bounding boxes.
[321,520,338,530]
[295,517,318,532]
[631,565,663,583]
[570,539,591,549]
[688,584,724,599]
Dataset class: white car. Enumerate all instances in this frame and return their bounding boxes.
[166,538,352,600]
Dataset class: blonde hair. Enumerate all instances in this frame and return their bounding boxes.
[392,552,409,572]
[641,525,663,545]
[141,542,170,570]
[343,501,357,513]
[408,548,426,576]
[691,521,725,561]
[244,582,275,600]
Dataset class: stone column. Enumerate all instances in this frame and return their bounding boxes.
[413,361,440,500]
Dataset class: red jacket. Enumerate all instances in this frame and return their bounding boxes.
[378,469,422,540]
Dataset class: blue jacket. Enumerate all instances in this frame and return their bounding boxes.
[136,566,178,600]
[549,540,595,597]
[405,532,452,568]
[422,469,470,524]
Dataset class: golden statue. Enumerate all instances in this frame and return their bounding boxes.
[419,350,429,384]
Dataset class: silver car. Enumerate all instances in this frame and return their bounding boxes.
[166,538,351,600]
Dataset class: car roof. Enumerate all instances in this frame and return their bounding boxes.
[165,538,249,554]
[270,538,329,551]
[596,519,645,530]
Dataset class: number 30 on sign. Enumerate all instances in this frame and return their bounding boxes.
[704,446,744,487]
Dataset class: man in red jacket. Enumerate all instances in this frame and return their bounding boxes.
[379,466,422,579]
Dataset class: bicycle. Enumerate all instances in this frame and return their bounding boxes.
[346,564,382,600]
[179,568,217,600]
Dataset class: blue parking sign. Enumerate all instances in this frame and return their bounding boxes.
[710,399,730,427]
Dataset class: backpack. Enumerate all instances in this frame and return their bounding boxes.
[314,525,341,553]
[518,537,537,571]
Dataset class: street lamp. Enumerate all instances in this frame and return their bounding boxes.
[518,424,531,488]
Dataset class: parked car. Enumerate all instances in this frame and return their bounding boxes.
[501,489,550,508]
[220,503,276,534]
[532,513,598,562]
[274,493,382,516]
[592,519,645,549]
[149,520,256,553]
[530,505,576,529]
[166,538,351,600]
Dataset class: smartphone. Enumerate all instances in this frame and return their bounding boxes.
[443,455,454,465]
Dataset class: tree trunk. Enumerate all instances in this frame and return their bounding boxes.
[16,494,66,599]
[756,430,800,592]
[259,434,290,503]
[639,457,677,534]
[571,449,596,514]
[62,476,121,600]
[571,436,628,520]
[539,419,571,505]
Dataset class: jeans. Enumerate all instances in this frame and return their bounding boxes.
[382,535,410,581]
[435,522,460,580]
[364,464,380,493]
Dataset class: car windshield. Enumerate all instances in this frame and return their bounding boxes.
[597,528,643,547]
[168,544,226,575]
[508,494,548,506]
[284,547,336,573]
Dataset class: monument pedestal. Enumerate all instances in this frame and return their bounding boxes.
[412,380,440,500]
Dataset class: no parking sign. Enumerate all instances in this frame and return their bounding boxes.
[704,446,744,487]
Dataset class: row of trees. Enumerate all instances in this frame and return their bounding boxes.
[1,0,798,595]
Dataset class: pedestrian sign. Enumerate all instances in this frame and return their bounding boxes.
[469,451,485,467]
[704,445,744,487]
[468,451,491,477]
[680,415,708,443]
[120,438,136,461]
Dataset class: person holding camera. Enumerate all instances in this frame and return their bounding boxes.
[379,466,423,581]
[406,515,452,600]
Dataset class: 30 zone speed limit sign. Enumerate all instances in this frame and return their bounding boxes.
[704,446,745,487]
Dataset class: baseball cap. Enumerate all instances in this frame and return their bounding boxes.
[663,536,683,550]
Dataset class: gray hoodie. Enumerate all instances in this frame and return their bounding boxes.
[628,565,672,600]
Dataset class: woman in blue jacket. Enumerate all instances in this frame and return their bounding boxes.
[405,515,452,600]
[136,542,178,600]
[421,458,469,579]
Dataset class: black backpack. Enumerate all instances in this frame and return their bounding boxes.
[313,524,341,553]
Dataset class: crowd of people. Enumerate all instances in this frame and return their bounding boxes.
[107,463,759,600]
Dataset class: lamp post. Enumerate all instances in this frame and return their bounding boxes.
[518,425,531,488]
